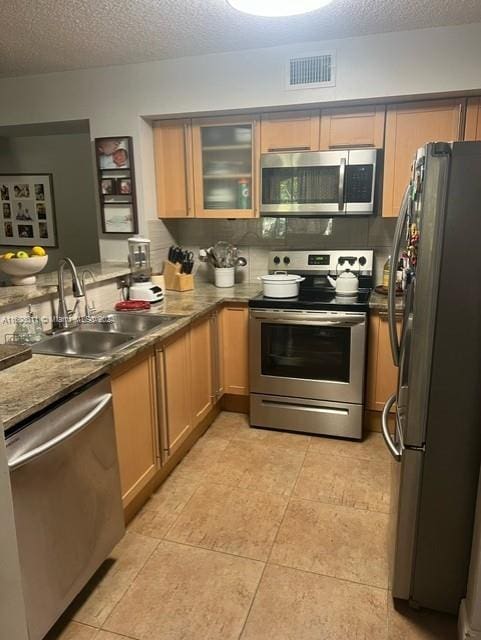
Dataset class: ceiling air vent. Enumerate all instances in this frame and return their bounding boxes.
[287,52,336,90]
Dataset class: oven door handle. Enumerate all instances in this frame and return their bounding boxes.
[254,319,362,328]
[250,311,366,326]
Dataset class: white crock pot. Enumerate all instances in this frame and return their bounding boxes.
[259,272,305,298]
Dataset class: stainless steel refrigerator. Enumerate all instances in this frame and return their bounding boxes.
[383,141,481,614]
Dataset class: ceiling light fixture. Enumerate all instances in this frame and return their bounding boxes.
[227,0,333,17]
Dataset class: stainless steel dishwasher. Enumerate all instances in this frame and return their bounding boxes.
[5,376,125,640]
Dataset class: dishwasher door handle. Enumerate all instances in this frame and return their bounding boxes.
[8,393,112,471]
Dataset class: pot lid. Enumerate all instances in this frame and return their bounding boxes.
[260,273,303,283]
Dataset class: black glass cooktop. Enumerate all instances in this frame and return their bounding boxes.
[249,288,371,312]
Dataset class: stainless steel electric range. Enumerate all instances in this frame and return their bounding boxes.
[249,250,374,440]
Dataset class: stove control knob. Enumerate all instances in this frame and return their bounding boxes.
[283,256,291,265]
[359,256,367,266]
[273,256,281,265]
[338,258,345,266]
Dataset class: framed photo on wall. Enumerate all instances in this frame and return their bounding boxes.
[0,174,57,247]
[94,136,138,234]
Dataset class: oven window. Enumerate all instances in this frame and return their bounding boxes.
[261,323,351,382]
[262,166,339,205]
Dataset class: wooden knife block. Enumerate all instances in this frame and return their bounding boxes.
[163,260,194,292]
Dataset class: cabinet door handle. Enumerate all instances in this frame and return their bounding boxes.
[329,143,374,149]
[266,145,311,152]
[156,349,170,460]
[210,313,220,401]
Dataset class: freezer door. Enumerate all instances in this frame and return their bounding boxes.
[381,390,422,600]
[390,445,424,599]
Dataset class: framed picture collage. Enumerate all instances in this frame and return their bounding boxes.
[95,136,139,234]
[0,174,58,247]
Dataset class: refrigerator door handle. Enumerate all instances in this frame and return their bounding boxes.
[382,393,402,461]
[388,186,410,366]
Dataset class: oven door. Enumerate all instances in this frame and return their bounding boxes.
[249,309,367,404]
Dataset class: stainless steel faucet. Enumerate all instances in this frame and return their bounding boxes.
[53,258,85,330]
[81,269,97,319]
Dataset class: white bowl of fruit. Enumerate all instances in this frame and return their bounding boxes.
[0,247,48,285]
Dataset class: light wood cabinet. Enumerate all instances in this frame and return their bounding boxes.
[156,329,193,461]
[366,312,401,412]
[153,119,194,218]
[111,350,159,508]
[320,105,385,150]
[260,110,320,153]
[190,314,214,426]
[382,99,465,217]
[465,98,481,141]
[191,115,259,218]
[220,304,249,396]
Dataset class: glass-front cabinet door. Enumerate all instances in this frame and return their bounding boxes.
[192,116,259,218]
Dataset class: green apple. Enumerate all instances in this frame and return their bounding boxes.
[16,251,29,259]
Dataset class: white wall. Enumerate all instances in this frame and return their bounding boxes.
[0,22,480,260]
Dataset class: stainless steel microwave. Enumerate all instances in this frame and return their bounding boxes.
[260,149,377,216]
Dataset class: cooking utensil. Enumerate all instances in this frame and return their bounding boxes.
[258,272,305,298]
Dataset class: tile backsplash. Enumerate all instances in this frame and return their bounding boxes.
[160,216,396,285]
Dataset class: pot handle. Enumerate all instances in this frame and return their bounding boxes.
[273,270,288,275]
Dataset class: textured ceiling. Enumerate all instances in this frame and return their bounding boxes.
[1,0,481,78]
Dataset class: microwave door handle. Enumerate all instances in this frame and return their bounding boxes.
[338,157,346,211]
[388,186,410,366]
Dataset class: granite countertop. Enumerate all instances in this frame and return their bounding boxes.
[0,282,261,431]
[368,290,405,313]
[0,261,130,311]
[0,344,31,371]
[1,282,403,431]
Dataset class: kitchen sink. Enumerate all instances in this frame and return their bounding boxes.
[32,330,137,359]
[32,313,184,359]
[78,312,181,335]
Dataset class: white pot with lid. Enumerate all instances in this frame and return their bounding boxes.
[259,271,305,298]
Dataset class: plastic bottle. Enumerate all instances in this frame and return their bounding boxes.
[237,179,250,209]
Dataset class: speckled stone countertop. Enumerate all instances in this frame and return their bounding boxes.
[0,282,261,431]
[368,291,405,313]
[1,282,406,431]
[0,261,130,310]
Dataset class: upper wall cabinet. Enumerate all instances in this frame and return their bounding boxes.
[191,115,259,218]
[319,105,385,150]
[382,99,465,217]
[465,98,481,141]
[153,119,194,218]
[260,110,320,153]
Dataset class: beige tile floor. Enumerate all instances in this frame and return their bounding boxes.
[46,412,457,640]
